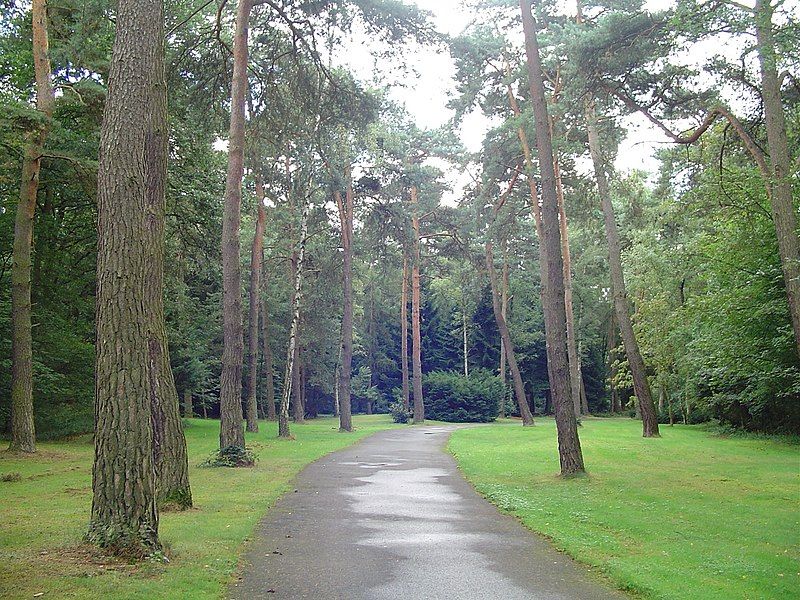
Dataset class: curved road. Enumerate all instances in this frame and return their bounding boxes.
[230,425,627,600]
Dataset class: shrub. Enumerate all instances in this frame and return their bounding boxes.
[199,445,257,468]
[390,400,412,423]
[422,370,501,423]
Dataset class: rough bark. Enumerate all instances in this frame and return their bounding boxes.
[410,185,425,423]
[245,176,266,433]
[335,168,354,432]
[89,0,174,554]
[260,270,276,421]
[755,0,800,358]
[520,0,585,475]
[279,204,309,438]
[9,0,55,454]
[219,0,251,451]
[586,103,659,438]
[400,252,411,411]
[486,242,535,425]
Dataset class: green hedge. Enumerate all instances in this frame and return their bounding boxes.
[422,370,501,423]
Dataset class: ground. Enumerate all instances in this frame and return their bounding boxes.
[449,418,800,599]
[0,415,399,600]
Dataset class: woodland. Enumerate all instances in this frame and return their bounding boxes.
[0,0,798,596]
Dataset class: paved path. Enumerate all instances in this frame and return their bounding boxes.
[230,425,627,599]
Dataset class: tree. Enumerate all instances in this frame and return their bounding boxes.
[520,0,585,475]
[88,0,177,554]
[335,167,355,431]
[9,0,55,453]
[245,174,266,433]
[410,183,425,423]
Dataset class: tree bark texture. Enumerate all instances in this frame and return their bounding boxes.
[586,103,660,437]
[410,185,425,423]
[520,0,585,475]
[279,204,309,438]
[9,0,55,454]
[335,169,354,432]
[245,176,266,433]
[400,252,411,411]
[755,0,800,357]
[486,242,534,425]
[219,0,251,451]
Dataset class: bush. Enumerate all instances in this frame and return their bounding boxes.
[199,445,257,467]
[390,400,412,423]
[422,370,501,423]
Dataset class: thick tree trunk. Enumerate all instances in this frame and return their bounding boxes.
[244,177,266,433]
[335,170,354,432]
[279,204,309,438]
[184,389,193,419]
[410,185,425,423]
[486,242,534,425]
[586,103,659,438]
[260,272,276,421]
[9,0,55,454]
[755,0,800,357]
[89,0,175,554]
[520,0,584,475]
[219,0,251,451]
[400,253,410,411]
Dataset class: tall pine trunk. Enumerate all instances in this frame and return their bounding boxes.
[520,0,585,475]
[279,204,309,438]
[755,0,800,357]
[335,168,354,432]
[486,241,534,425]
[219,0,251,451]
[400,252,410,411]
[89,0,175,553]
[410,185,425,423]
[245,176,266,433]
[585,103,659,438]
[499,247,509,418]
[9,0,55,453]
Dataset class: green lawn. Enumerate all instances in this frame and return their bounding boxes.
[448,418,800,599]
[0,415,398,599]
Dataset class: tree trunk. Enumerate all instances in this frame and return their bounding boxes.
[219,0,251,451]
[520,0,585,475]
[245,176,266,433]
[499,247,509,418]
[462,308,469,377]
[410,185,425,423]
[89,0,174,554]
[755,0,800,357]
[279,204,309,438]
[184,389,193,419]
[586,102,659,438]
[260,271,276,421]
[486,242,534,425]
[9,0,55,454]
[292,339,304,423]
[400,252,411,411]
[335,168,354,432]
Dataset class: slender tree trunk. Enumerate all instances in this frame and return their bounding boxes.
[292,338,304,423]
[410,185,425,423]
[520,0,584,475]
[260,270,276,421]
[499,247,509,418]
[486,242,534,425]
[586,103,659,438]
[219,0,251,451]
[400,252,411,411]
[184,389,193,419]
[335,168,354,432]
[755,0,800,357]
[279,204,309,438]
[555,156,583,418]
[462,307,469,377]
[245,176,266,433]
[89,0,175,553]
[9,0,55,454]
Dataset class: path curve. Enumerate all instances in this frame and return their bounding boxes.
[230,425,627,599]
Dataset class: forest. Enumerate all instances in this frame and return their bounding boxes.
[0,0,798,598]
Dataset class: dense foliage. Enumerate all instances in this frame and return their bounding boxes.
[423,370,502,423]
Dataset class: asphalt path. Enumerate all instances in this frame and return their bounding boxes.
[230,424,628,600]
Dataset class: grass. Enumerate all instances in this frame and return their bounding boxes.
[0,415,398,599]
[448,417,800,599]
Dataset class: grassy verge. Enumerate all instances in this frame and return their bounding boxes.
[448,417,799,599]
[0,415,398,599]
